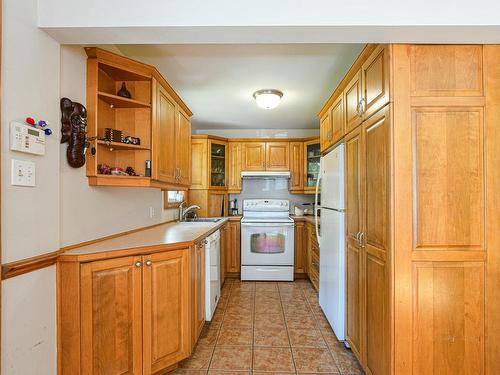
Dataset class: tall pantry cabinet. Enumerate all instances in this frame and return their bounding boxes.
[321,44,500,375]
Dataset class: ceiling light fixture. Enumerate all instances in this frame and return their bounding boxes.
[253,89,283,110]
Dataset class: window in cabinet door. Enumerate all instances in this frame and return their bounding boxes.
[306,143,321,188]
[211,143,226,187]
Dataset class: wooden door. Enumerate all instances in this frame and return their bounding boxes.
[345,126,363,360]
[192,242,205,344]
[191,139,208,189]
[80,256,143,375]
[220,224,228,285]
[344,70,363,134]
[294,221,307,273]
[243,142,266,170]
[266,142,290,170]
[226,221,241,273]
[330,94,345,144]
[176,108,192,186]
[153,83,177,184]
[320,110,331,152]
[143,249,191,375]
[362,106,390,375]
[289,141,304,192]
[361,45,390,120]
[208,140,228,189]
[228,142,242,193]
[208,191,227,217]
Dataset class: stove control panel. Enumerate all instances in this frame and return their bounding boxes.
[243,199,289,212]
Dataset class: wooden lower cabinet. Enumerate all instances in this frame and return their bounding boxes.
[305,222,319,290]
[59,247,195,375]
[191,242,205,346]
[294,221,307,274]
[220,223,229,285]
[143,250,191,374]
[226,221,241,274]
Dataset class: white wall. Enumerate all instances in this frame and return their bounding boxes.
[1,2,176,373]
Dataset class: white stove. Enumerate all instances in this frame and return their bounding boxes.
[240,199,295,281]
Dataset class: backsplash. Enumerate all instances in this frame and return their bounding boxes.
[229,178,315,214]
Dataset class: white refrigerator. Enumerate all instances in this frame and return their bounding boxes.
[315,143,346,341]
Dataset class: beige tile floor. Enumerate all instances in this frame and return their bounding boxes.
[175,279,364,375]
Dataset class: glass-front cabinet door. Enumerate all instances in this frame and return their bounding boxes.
[304,139,320,193]
[209,140,228,188]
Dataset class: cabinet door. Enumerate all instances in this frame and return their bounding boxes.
[304,140,321,193]
[193,243,206,344]
[294,221,307,273]
[143,249,191,375]
[331,94,345,144]
[344,71,363,134]
[220,224,228,285]
[209,140,228,189]
[208,191,227,217]
[191,139,208,189]
[228,142,242,193]
[176,109,192,186]
[289,141,304,192]
[226,222,241,273]
[153,83,177,184]
[243,142,266,170]
[80,256,143,375]
[320,110,332,153]
[361,106,390,375]
[266,142,290,170]
[345,126,364,360]
[361,45,390,120]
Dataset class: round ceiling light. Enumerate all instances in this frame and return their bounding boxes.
[253,89,283,110]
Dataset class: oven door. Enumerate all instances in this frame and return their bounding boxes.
[241,222,294,266]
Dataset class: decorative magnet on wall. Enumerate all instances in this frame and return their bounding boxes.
[25,117,53,136]
[60,97,89,168]
[117,82,131,99]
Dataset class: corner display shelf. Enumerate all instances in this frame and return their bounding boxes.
[96,140,150,151]
[97,92,151,109]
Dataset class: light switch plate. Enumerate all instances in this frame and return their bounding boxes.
[11,159,36,187]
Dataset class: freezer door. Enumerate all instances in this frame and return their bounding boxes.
[319,208,346,341]
[321,143,345,210]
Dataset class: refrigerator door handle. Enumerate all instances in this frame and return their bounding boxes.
[315,170,322,244]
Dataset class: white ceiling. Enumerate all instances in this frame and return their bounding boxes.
[117,44,364,130]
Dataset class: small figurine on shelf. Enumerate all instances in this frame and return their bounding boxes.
[123,136,141,145]
[97,164,112,175]
[117,82,131,99]
[25,117,53,135]
[125,166,138,176]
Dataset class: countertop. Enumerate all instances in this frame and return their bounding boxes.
[60,218,229,262]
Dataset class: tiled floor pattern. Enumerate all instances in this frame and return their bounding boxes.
[175,279,364,375]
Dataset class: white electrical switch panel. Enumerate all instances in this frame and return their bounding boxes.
[11,159,36,187]
[10,121,46,155]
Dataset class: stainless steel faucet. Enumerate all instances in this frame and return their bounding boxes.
[178,201,201,221]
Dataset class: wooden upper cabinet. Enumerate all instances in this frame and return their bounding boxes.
[143,249,191,375]
[361,44,390,120]
[208,140,228,189]
[289,142,304,192]
[330,94,345,145]
[176,109,192,186]
[344,70,363,134]
[191,138,209,190]
[266,142,290,170]
[80,256,143,375]
[154,83,178,184]
[243,142,266,170]
[320,111,331,153]
[228,142,243,193]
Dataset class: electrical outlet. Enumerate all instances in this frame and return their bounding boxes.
[11,159,36,187]
[149,207,155,218]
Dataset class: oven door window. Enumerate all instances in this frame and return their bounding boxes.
[250,232,286,254]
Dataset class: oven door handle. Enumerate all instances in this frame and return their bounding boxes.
[241,222,295,227]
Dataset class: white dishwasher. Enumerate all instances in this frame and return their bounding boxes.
[205,229,221,321]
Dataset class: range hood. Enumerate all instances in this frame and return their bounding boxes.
[241,171,291,179]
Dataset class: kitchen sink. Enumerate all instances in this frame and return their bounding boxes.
[181,218,222,223]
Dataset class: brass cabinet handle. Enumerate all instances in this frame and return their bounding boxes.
[146,260,152,266]
[135,261,142,268]
[359,232,365,248]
